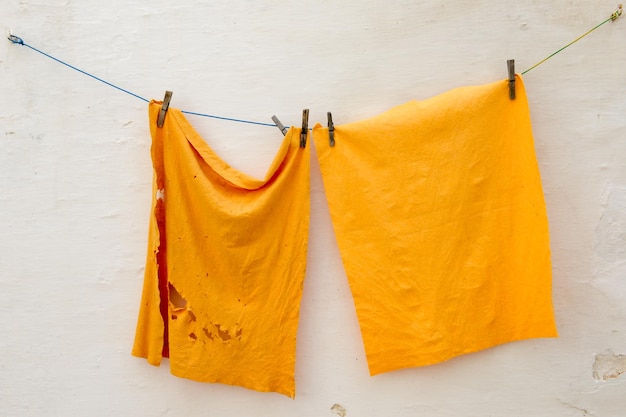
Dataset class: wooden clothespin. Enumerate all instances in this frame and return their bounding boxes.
[271,115,288,136]
[157,91,173,127]
[327,112,335,147]
[300,109,309,148]
[507,60,515,100]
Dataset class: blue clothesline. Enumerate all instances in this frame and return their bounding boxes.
[7,33,277,128]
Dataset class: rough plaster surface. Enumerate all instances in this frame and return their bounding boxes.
[593,350,626,381]
[1,1,625,416]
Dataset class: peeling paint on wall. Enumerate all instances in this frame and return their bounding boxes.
[592,350,626,381]
[330,404,347,417]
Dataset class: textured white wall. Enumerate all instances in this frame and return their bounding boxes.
[1,1,625,416]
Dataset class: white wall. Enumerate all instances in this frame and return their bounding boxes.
[1,1,625,416]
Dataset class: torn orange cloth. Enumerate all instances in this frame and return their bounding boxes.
[312,75,557,375]
[132,102,310,398]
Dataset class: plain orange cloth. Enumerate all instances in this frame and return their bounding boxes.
[132,102,310,398]
[312,75,557,375]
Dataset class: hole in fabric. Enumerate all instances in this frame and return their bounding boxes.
[214,324,232,341]
[171,314,178,320]
[188,310,197,322]
[156,188,165,201]
[168,283,187,309]
[203,327,214,341]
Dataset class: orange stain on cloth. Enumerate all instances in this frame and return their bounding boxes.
[312,75,557,376]
[132,102,310,398]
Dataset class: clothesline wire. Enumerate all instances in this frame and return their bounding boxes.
[522,4,623,75]
[5,33,276,128]
[178,110,275,127]
[7,36,151,104]
[6,4,623,125]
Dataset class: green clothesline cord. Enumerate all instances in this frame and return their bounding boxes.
[522,4,623,75]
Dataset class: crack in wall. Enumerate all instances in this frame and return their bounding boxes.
[557,399,596,417]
